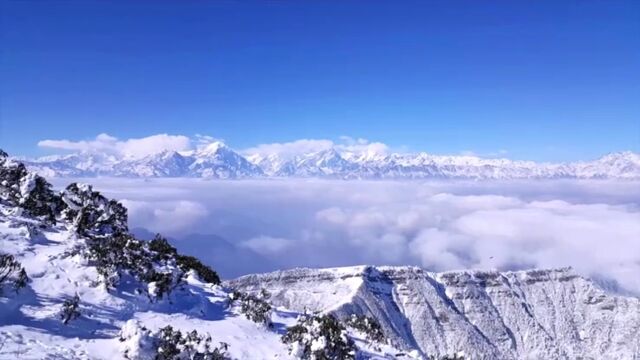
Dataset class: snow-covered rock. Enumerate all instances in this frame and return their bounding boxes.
[228,265,640,359]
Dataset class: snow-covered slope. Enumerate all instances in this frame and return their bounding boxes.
[0,152,401,359]
[22,146,640,179]
[229,266,640,359]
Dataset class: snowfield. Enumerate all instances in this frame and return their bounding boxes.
[0,211,293,359]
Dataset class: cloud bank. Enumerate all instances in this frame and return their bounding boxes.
[37,133,394,160]
[242,136,391,159]
[50,178,640,294]
[39,133,194,159]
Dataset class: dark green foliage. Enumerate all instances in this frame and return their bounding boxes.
[259,288,271,300]
[155,325,230,360]
[430,355,466,360]
[19,175,62,223]
[62,183,128,236]
[0,253,29,295]
[345,314,385,343]
[61,294,81,324]
[0,152,62,223]
[176,255,220,285]
[150,235,221,285]
[84,234,177,299]
[229,291,272,326]
[13,268,28,292]
[0,156,28,203]
[86,234,152,283]
[149,234,177,261]
[144,271,176,300]
[282,314,355,360]
[85,233,219,300]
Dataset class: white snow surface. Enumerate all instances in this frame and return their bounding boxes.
[228,265,640,359]
[0,207,408,359]
[20,146,640,179]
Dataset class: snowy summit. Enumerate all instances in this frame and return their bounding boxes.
[20,146,640,180]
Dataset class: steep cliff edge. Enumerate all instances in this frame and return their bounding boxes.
[228,266,640,359]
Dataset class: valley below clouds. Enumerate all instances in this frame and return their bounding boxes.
[50,178,640,294]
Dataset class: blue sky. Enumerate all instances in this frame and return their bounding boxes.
[1,0,638,161]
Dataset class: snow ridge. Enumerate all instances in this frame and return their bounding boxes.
[228,265,640,359]
[21,147,640,179]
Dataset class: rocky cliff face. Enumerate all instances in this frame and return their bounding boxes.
[228,266,640,359]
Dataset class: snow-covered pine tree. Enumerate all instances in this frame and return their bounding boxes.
[60,294,81,325]
[229,290,273,327]
[0,253,29,295]
[282,313,355,360]
[345,314,385,343]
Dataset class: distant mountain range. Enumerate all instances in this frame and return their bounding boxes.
[19,143,640,179]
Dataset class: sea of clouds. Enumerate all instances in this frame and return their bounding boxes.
[51,178,640,294]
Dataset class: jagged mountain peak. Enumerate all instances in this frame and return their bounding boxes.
[596,150,640,164]
[189,143,263,178]
[22,146,640,179]
[197,141,231,156]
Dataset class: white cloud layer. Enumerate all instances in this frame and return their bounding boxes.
[241,139,335,159]
[37,133,392,160]
[50,178,640,293]
[38,133,193,159]
[241,136,390,158]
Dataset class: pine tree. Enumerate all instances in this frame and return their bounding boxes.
[282,314,355,360]
[60,294,81,324]
[345,314,385,343]
[0,253,29,295]
[229,291,273,327]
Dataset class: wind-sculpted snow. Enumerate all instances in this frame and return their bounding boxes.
[21,144,640,179]
[229,266,640,359]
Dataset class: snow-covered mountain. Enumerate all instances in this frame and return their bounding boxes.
[22,142,264,179]
[187,142,263,179]
[2,151,640,359]
[0,151,402,359]
[229,266,640,359]
[21,145,640,179]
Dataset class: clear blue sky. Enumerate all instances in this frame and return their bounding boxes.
[1,0,638,161]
